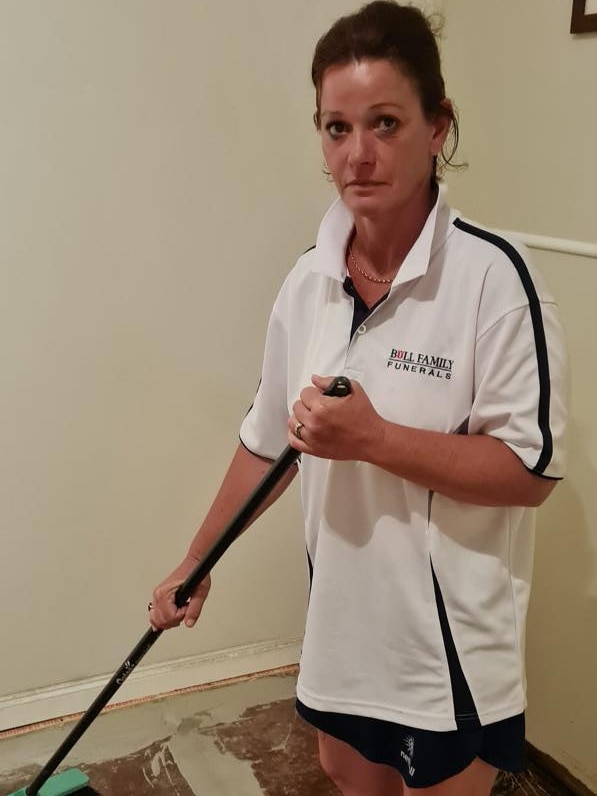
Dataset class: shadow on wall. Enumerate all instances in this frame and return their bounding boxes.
[526,417,597,786]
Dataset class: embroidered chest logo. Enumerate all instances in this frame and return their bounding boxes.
[387,348,454,380]
[401,734,416,776]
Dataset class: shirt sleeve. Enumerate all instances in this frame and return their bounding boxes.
[239,304,291,461]
[469,291,568,479]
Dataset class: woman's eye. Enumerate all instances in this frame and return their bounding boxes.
[376,116,398,133]
[326,121,347,139]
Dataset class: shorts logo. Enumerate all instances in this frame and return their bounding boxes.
[387,348,454,380]
[401,734,416,776]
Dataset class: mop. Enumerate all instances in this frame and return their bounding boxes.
[7,376,351,796]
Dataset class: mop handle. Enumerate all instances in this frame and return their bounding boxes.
[173,374,352,607]
[26,375,351,796]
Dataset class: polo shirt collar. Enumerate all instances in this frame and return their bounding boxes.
[311,186,452,286]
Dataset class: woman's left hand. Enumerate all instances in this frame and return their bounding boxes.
[288,374,384,461]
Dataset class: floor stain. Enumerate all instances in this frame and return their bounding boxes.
[0,675,582,796]
[205,697,340,796]
[82,739,195,795]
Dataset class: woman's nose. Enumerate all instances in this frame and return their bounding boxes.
[348,130,375,167]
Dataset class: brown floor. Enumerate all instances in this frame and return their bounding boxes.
[0,672,580,796]
[2,701,338,795]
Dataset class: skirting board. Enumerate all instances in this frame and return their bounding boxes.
[0,637,302,733]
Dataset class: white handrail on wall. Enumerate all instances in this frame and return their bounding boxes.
[497,230,597,259]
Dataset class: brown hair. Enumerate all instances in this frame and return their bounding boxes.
[311,0,462,181]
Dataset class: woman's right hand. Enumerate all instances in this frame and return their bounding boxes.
[149,556,212,631]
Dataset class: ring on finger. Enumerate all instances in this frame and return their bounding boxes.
[295,421,304,440]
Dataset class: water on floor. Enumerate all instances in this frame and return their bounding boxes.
[0,670,339,796]
[0,670,580,796]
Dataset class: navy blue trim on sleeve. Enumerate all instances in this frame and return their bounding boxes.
[453,219,554,475]
[524,467,562,481]
[238,436,264,457]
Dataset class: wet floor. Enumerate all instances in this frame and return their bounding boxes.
[0,670,579,796]
[0,670,339,796]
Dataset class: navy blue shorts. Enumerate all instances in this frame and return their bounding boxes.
[296,699,526,789]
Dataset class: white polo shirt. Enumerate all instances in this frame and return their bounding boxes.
[239,191,568,731]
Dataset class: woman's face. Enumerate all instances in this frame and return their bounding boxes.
[319,59,449,219]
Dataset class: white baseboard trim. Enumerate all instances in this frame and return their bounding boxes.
[0,638,302,733]
[498,229,597,259]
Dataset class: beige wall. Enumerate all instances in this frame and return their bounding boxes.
[442,1,597,790]
[0,0,352,707]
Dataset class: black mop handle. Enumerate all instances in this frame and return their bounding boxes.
[26,375,351,796]
[174,375,351,606]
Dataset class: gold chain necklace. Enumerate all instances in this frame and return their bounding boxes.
[348,243,395,284]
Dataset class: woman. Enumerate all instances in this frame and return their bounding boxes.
[150,3,567,794]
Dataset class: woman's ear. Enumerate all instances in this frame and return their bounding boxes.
[430,99,453,155]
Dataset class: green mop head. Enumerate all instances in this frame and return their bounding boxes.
[9,768,95,796]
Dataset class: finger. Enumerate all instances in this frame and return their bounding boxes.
[151,604,176,629]
[288,423,308,451]
[298,386,320,410]
[184,596,205,627]
[149,609,181,631]
[183,578,211,627]
[151,586,184,627]
[288,413,309,445]
[311,374,336,392]
[291,400,309,423]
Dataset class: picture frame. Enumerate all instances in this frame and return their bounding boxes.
[571,0,597,33]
